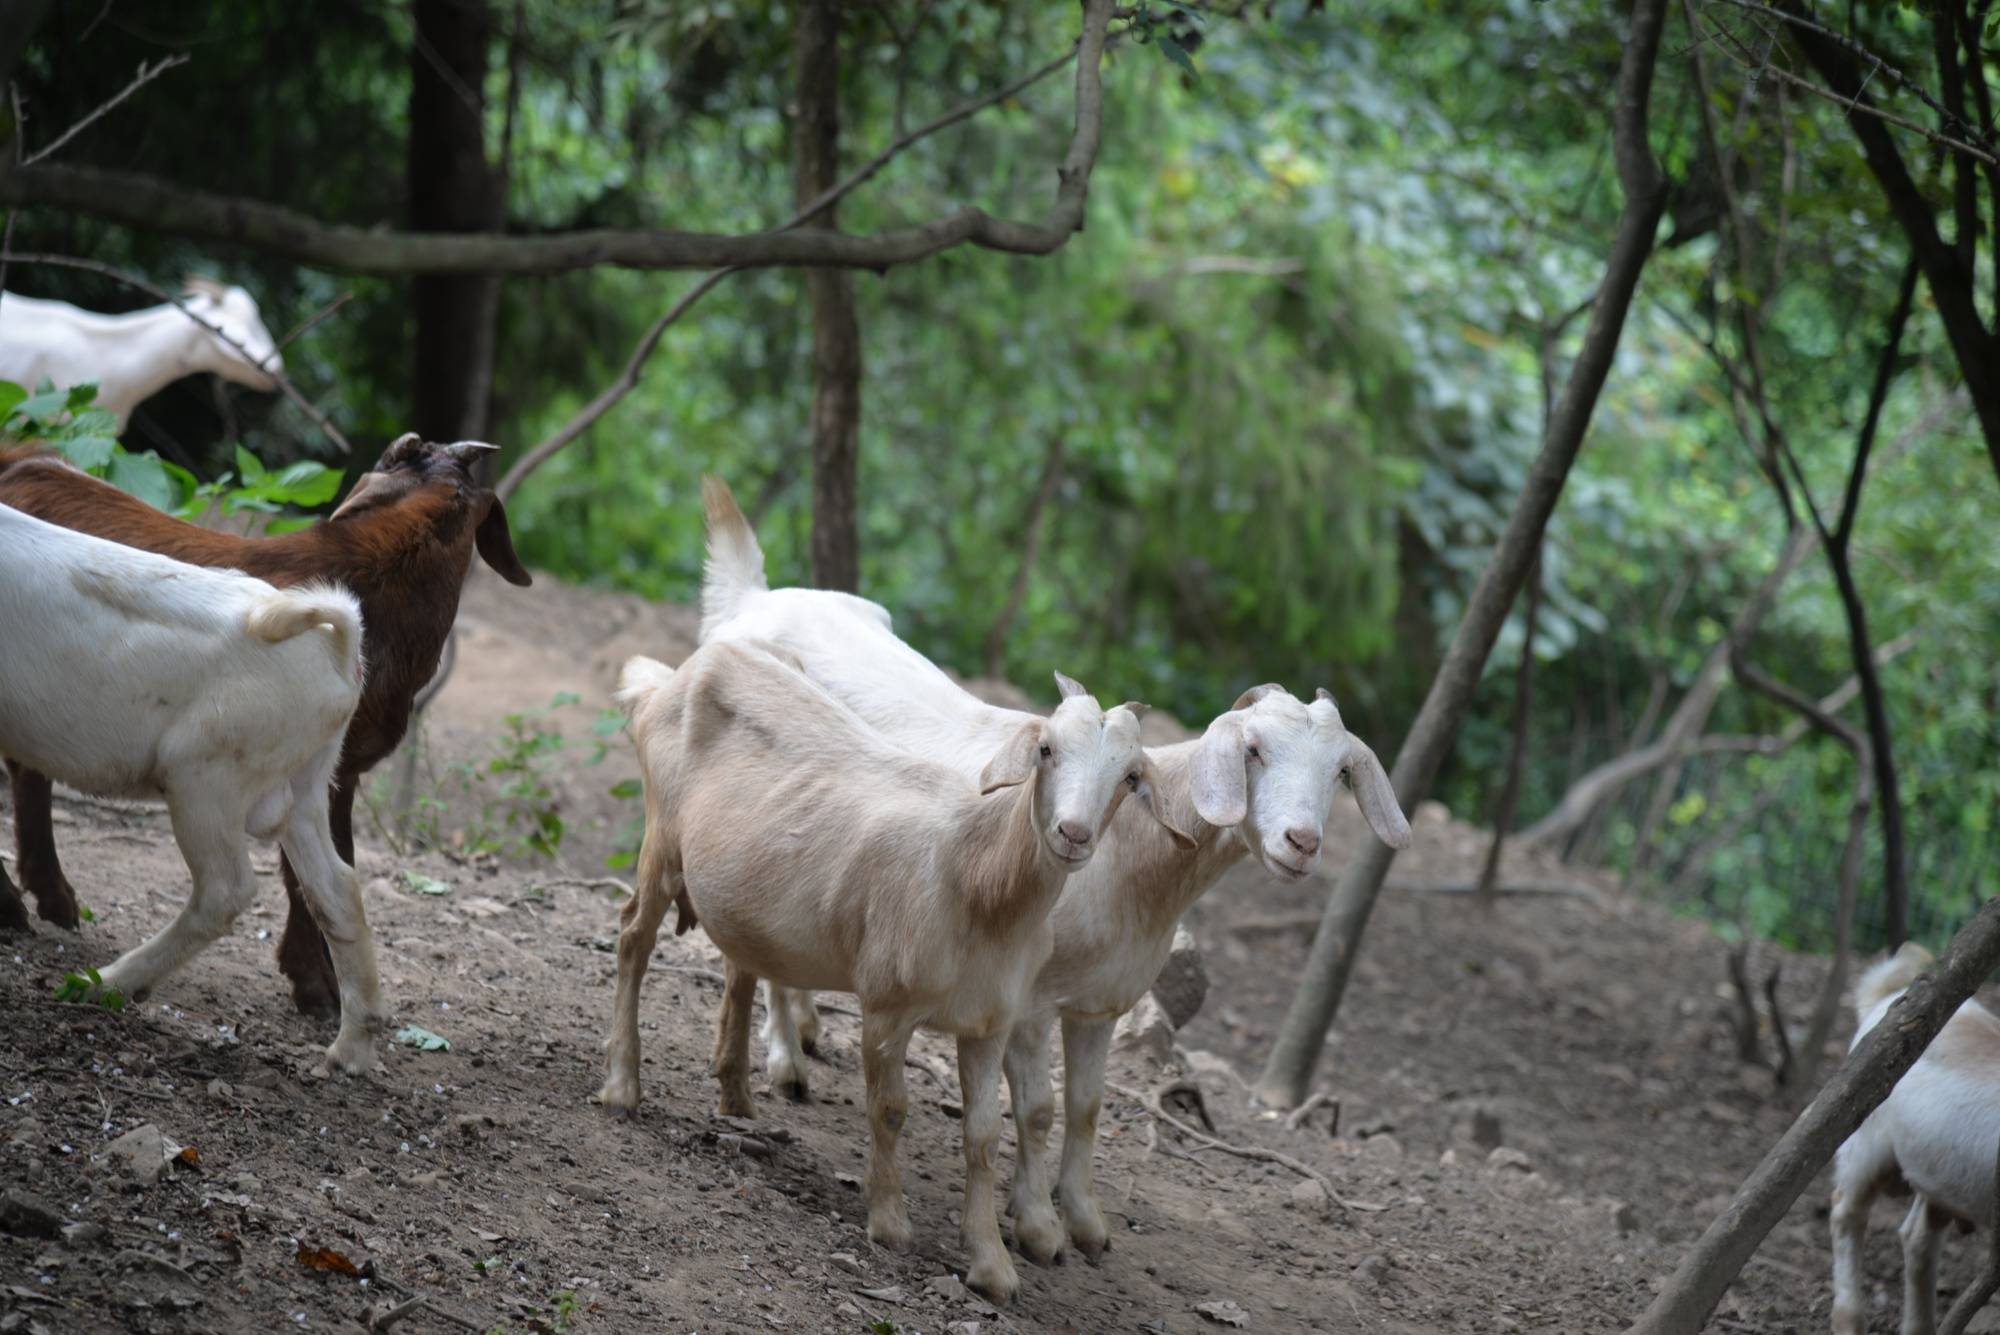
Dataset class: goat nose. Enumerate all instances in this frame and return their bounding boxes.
[1058,820,1092,849]
[1286,828,1322,858]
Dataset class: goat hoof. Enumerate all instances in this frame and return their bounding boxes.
[716,1091,756,1119]
[1012,1208,1064,1266]
[1069,1226,1109,1263]
[0,897,29,933]
[595,1080,640,1116]
[867,1211,913,1252]
[288,979,341,1019]
[966,1255,1020,1305]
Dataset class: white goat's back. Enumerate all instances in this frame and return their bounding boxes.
[0,504,362,805]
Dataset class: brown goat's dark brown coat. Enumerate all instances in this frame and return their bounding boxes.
[0,436,531,1012]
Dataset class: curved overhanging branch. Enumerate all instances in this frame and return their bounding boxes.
[492,0,1114,502]
[0,4,1114,280]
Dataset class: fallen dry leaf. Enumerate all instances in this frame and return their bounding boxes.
[295,1244,360,1277]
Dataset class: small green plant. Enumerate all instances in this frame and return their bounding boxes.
[473,1254,503,1275]
[550,1290,579,1331]
[867,1319,896,1335]
[53,967,126,1012]
[77,904,95,924]
[0,379,339,531]
[379,694,598,862]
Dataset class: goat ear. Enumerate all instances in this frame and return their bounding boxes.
[1342,739,1411,849]
[1053,670,1088,701]
[979,719,1042,795]
[1192,712,1248,827]
[328,470,384,520]
[476,493,533,587]
[1135,756,1197,851]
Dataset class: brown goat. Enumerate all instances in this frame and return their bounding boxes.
[0,434,531,1014]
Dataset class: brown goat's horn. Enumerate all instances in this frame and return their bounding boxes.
[1232,683,1286,711]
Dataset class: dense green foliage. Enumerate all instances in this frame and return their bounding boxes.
[9,0,1997,954]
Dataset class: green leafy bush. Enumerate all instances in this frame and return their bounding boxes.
[0,378,339,532]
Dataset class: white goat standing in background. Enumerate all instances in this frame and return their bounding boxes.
[0,278,282,430]
[603,639,1188,1303]
[1832,943,2000,1335]
[697,476,1412,1264]
[0,503,382,1075]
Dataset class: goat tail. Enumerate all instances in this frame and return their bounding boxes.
[616,655,676,720]
[699,474,768,640]
[246,582,364,681]
[1854,940,1935,1016]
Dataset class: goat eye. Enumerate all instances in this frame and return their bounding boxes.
[1038,744,1052,760]
[1247,745,1261,761]
[1127,773,1141,789]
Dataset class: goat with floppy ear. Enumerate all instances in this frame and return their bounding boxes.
[0,433,530,1018]
[603,645,1176,1304]
[695,475,1411,1266]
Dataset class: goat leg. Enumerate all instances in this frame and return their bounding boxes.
[275,776,352,1016]
[8,761,80,929]
[0,856,28,932]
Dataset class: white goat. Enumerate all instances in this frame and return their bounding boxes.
[0,278,282,430]
[602,639,1188,1303]
[0,503,381,1074]
[697,476,1412,1264]
[1832,944,2000,1335]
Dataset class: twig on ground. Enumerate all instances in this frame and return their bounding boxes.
[1939,1135,2000,1335]
[1285,1089,1340,1135]
[1762,963,1794,1091]
[0,251,352,453]
[1726,943,1767,1068]
[531,876,631,897]
[1110,1079,1351,1212]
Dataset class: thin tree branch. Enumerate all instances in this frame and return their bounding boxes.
[21,54,188,167]
[1712,0,2000,151]
[0,251,352,453]
[0,10,1113,278]
[494,2,1114,502]
[1834,258,1919,553]
[272,290,355,356]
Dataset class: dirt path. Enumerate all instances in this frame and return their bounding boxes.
[0,572,1982,1334]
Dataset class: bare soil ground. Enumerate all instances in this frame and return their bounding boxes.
[0,570,1984,1335]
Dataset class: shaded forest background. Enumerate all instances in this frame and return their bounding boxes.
[5,0,1996,958]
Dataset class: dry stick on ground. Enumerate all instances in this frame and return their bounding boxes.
[1624,896,2000,1335]
[1762,963,1794,1090]
[1725,943,1767,1068]
[1252,0,1671,1110]
[0,251,353,453]
[493,5,1112,503]
[1110,1080,1353,1213]
[1938,1134,2000,1335]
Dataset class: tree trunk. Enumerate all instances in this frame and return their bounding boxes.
[408,0,500,442]
[1251,0,1671,1109]
[1474,550,1542,906]
[795,0,862,593]
[1623,895,2000,1335]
